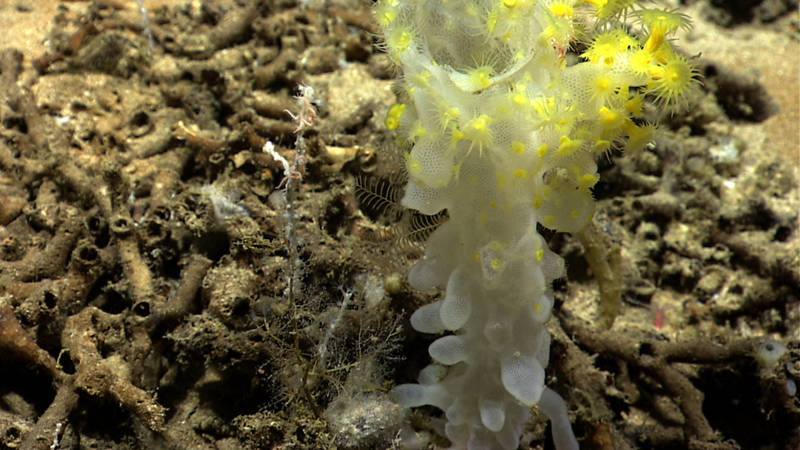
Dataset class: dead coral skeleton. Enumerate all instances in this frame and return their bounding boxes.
[554,309,782,449]
[0,42,212,448]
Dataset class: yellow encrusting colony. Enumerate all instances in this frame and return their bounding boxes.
[376,1,697,449]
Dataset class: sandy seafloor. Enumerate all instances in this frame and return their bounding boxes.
[0,0,798,449]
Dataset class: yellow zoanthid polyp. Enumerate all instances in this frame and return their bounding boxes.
[385,103,406,130]
[598,106,628,134]
[624,92,644,117]
[462,114,494,155]
[590,71,618,101]
[548,0,576,17]
[637,8,692,53]
[637,8,693,35]
[629,47,655,76]
[375,0,399,27]
[622,120,657,152]
[646,51,699,108]
[582,30,635,65]
[385,26,414,57]
[557,135,583,156]
[437,102,462,132]
[584,0,635,20]
[468,66,494,91]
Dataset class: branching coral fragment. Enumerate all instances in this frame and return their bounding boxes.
[559,309,761,448]
[63,307,166,432]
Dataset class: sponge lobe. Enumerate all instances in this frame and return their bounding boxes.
[501,352,546,406]
[408,138,454,188]
[440,268,474,330]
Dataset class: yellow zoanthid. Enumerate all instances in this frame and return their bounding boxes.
[637,8,692,53]
[646,50,699,109]
[584,0,635,20]
[385,103,406,130]
[582,29,636,65]
[462,114,494,155]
